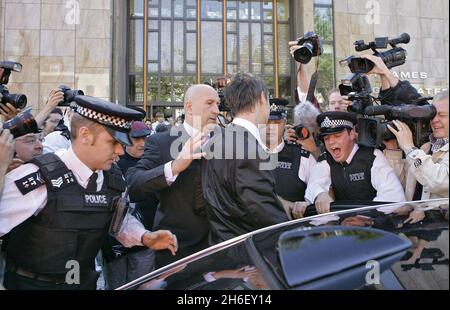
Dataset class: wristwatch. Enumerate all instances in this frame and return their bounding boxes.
[406,146,419,158]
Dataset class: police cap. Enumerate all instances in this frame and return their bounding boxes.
[317,111,357,137]
[269,98,289,120]
[72,96,143,146]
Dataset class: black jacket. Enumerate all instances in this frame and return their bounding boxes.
[126,126,209,267]
[202,124,289,245]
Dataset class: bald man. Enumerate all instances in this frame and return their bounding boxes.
[127,84,220,268]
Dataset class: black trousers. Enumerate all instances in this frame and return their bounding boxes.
[3,270,99,290]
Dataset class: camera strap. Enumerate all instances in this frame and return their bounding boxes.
[306,71,318,103]
[306,49,321,103]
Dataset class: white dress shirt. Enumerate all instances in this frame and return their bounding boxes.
[163,122,211,185]
[0,148,146,247]
[305,144,406,204]
[43,130,72,154]
[232,117,267,150]
[297,87,307,104]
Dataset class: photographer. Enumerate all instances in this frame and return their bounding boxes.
[42,108,63,136]
[43,109,73,154]
[34,89,65,131]
[14,132,44,163]
[288,40,321,110]
[388,90,449,203]
[0,128,14,198]
[284,101,322,159]
[289,37,350,112]
[327,89,352,112]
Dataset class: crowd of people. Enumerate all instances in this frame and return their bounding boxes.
[0,40,448,290]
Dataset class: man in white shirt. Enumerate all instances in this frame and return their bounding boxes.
[0,96,177,290]
[305,111,405,214]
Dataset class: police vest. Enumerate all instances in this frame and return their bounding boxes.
[322,146,377,201]
[6,153,126,276]
[273,144,309,202]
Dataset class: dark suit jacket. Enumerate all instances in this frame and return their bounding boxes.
[126,126,209,267]
[202,124,289,245]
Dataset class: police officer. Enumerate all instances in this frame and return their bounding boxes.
[0,96,178,290]
[305,111,406,215]
[264,98,317,219]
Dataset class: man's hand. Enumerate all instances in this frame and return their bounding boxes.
[315,192,334,214]
[0,103,20,122]
[142,230,178,256]
[171,132,206,175]
[45,89,64,109]
[34,89,65,128]
[387,120,415,153]
[213,266,257,280]
[283,124,297,143]
[361,54,399,89]
[290,201,309,219]
[361,54,390,76]
[289,41,301,59]
[0,129,15,172]
[404,210,426,224]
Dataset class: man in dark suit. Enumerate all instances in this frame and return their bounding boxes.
[202,73,289,245]
[126,84,220,268]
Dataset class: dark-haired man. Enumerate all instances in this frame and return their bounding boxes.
[202,73,288,244]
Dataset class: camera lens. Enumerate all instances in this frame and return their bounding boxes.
[348,100,364,114]
[294,43,314,64]
[349,58,375,74]
[8,93,27,109]
[2,108,39,138]
[58,86,85,107]
[294,125,310,140]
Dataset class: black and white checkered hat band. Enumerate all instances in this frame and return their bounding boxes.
[321,117,354,129]
[72,103,131,130]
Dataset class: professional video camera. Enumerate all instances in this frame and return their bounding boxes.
[339,34,436,149]
[360,97,436,149]
[339,73,373,115]
[0,61,27,109]
[58,85,85,107]
[293,31,323,64]
[340,33,410,74]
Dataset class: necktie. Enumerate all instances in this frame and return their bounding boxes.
[87,172,98,192]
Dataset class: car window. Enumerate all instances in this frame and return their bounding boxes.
[119,199,448,290]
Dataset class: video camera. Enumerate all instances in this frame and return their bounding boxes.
[0,61,27,109]
[339,34,436,149]
[360,97,436,148]
[340,33,410,74]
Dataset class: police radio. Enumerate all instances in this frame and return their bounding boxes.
[109,189,129,236]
